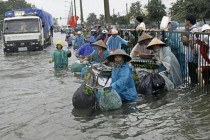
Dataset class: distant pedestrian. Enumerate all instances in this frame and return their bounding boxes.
[74,31,85,50]
[135,16,146,33]
[106,29,128,52]
[182,14,199,86]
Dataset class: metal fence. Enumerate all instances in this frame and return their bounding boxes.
[119,29,210,93]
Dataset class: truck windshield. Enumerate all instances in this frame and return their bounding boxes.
[4,19,39,34]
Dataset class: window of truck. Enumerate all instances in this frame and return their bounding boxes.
[4,19,40,34]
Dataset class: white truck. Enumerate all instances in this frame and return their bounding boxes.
[2,9,53,53]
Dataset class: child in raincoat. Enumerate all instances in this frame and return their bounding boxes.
[49,41,70,68]
[106,49,138,102]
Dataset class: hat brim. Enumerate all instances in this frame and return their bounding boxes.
[107,54,131,62]
[146,44,166,50]
[138,38,152,43]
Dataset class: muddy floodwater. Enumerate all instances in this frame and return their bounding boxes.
[0,33,210,140]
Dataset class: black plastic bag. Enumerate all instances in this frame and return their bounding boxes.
[67,50,71,58]
[72,84,96,109]
[152,73,165,90]
[138,73,153,95]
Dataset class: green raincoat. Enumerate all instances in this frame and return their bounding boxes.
[51,49,68,68]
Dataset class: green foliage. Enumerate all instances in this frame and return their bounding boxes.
[0,0,32,23]
[127,1,144,20]
[131,62,159,69]
[145,0,166,23]
[171,0,210,22]
[133,73,139,83]
[110,14,118,24]
[84,85,94,95]
[170,0,186,21]
[98,14,105,26]
[117,16,128,25]
[86,13,98,26]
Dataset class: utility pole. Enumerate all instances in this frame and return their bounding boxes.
[80,0,84,27]
[104,0,110,27]
[126,3,128,15]
[74,0,77,26]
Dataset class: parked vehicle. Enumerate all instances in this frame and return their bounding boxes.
[2,8,54,53]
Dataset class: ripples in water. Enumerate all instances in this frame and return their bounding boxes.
[1,34,210,140]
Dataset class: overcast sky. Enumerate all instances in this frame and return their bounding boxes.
[25,0,176,25]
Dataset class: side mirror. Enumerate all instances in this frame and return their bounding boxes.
[42,24,45,27]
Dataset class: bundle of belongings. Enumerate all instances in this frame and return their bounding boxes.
[72,63,122,111]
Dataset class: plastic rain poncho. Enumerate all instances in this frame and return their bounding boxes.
[76,43,96,57]
[154,47,182,87]
[111,63,138,101]
[74,36,85,49]
[51,49,68,68]
[90,50,110,63]
[106,35,128,51]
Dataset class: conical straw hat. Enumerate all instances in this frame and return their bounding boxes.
[138,33,153,42]
[146,37,166,50]
[92,40,107,49]
[106,49,131,62]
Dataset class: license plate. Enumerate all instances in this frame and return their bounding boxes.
[18,47,27,51]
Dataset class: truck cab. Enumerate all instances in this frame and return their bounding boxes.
[3,9,53,53]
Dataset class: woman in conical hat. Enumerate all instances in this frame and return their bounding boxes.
[106,49,138,102]
[147,38,182,87]
[130,32,153,58]
[82,40,109,63]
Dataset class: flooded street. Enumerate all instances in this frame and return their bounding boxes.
[1,33,210,140]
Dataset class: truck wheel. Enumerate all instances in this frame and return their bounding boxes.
[3,48,7,54]
[39,45,44,51]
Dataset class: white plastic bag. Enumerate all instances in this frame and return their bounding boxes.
[160,16,170,30]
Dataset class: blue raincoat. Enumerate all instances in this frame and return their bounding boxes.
[76,36,96,57]
[165,21,186,77]
[74,36,85,49]
[80,49,109,78]
[111,63,138,101]
[90,50,110,63]
[51,49,68,68]
[106,35,128,51]
[76,43,96,57]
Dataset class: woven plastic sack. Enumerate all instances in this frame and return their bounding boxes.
[95,88,122,111]
[71,62,86,72]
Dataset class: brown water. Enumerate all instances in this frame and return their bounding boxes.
[0,33,210,140]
